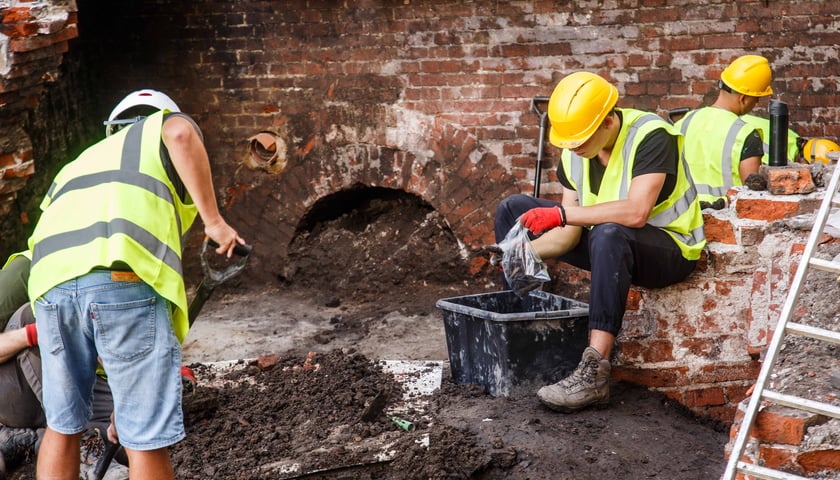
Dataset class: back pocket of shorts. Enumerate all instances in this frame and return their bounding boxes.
[92,297,157,361]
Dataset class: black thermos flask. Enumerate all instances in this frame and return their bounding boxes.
[768,99,788,167]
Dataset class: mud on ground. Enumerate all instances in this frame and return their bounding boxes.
[11,193,731,479]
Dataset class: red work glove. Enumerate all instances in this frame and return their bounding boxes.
[521,206,565,235]
[181,365,197,393]
[25,323,38,347]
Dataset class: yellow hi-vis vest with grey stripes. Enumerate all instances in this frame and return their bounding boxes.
[674,107,753,203]
[740,113,800,164]
[28,110,198,343]
[561,108,706,261]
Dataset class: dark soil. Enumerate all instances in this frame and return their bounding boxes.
[170,192,729,479]
[10,191,731,479]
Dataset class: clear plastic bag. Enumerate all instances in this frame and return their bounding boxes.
[498,219,550,297]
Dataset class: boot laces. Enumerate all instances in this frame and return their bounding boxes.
[562,357,599,388]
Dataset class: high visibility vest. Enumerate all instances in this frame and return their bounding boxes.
[3,250,31,268]
[28,110,198,342]
[561,108,706,261]
[740,113,800,164]
[675,107,754,203]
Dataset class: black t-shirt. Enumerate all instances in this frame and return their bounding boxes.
[741,129,765,161]
[557,111,678,205]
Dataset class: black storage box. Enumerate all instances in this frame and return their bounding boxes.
[436,290,589,397]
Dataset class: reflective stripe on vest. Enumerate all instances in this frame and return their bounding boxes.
[678,109,748,199]
[563,109,706,259]
[32,119,185,275]
[29,111,197,342]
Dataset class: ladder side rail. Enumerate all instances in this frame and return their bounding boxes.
[723,164,840,480]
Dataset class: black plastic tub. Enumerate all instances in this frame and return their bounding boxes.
[436,290,589,397]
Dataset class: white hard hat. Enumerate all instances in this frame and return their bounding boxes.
[104,89,180,137]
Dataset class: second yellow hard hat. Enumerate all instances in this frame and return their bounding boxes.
[720,55,773,97]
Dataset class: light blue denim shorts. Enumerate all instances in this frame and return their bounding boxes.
[35,270,185,450]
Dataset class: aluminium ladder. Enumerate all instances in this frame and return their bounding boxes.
[723,160,840,480]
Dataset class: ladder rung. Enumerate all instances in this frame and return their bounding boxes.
[737,461,812,480]
[762,390,840,419]
[807,257,840,274]
[831,198,840,208]
[786,321,840,345]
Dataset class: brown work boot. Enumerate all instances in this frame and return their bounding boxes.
[537,347,611,412]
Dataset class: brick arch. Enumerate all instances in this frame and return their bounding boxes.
[226,116,520,284]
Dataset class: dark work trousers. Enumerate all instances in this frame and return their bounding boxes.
[494,193,697,336]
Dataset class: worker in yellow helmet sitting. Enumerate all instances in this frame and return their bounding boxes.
[674,55,773,208]
[493,72,705,413]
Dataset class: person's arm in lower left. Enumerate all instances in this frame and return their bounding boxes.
[0,326,30,363]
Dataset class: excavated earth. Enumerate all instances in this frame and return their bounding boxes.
[24,192,840,479]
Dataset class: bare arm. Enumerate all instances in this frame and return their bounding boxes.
[162,116,246,257]
[562,172,666,229]
[531,187,583,259]
[739,156,761,181]
[0,327,28,363]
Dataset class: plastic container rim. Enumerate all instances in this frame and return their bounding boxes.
[435,290,589,323]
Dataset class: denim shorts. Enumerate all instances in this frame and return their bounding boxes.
[35,270,185,450]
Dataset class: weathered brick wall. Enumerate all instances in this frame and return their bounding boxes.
[0,2,79,255]
[32,0,838,284]
[2,1,840,455]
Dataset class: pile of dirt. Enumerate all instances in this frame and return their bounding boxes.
[282,191,481,314]
[8,193,733,479]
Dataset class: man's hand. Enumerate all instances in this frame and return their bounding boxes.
[521,207,564,235]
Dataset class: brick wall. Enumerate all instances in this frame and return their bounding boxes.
[1,1,839,470]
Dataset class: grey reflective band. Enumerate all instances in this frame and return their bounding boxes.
[121,118,146,171]
[678,110,698,136]
[719,118,747,191]
[618,114,662,198]
[46,170,183,239]
[31,219,183,276]
[665,223,706,247]
[650,140,701,228]
[569,153,584,190]
[32,114,185,273]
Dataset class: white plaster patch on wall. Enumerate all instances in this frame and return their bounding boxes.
[386,106,436,163]
[325,123,359,144]
[0,34,8,77]
[30,3,72,34]
[671,51,709,80]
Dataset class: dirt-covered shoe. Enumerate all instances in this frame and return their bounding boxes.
[0,426,37,468]
[537,347,611,412]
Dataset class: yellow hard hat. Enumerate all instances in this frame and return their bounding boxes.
[548,72,619,149]
[720,55,773,97]
[802,138,840,164]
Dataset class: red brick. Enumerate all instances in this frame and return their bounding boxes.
[757,444,800,471]
[759,164,816,195]
[703,214,736,244]
[612,365,690,388]
[753,407,826,445]
[683,386,726,408]
[735,197,800,221]
[798,448,840,474]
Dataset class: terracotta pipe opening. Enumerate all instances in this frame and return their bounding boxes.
[245,131,287,172]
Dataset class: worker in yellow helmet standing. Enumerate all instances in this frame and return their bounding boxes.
[493,72,705,412]
[674,55,773,208]
[28,89,246,480]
